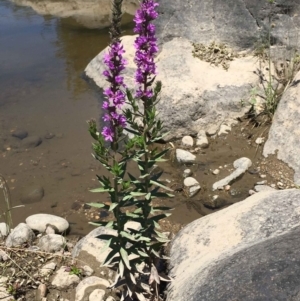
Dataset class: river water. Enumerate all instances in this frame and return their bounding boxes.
[0,0,136,234]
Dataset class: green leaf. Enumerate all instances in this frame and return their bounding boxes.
[90,187,114,193]
[145,193,151,201]
[150,180,173,192]
[86,202,108,209]
[119,260,125,278]
[109,203,119,211]
[130,192,147,197]
[120,247,131,270]
[120,231,136,241]
[137,250,149,257]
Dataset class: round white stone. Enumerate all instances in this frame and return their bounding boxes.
[26,214,69,233]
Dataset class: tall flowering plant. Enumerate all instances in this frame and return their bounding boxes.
[88,0,172,300]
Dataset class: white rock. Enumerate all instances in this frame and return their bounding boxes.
[37,283,47,299]
[82,265,94,277]
[0,223,9,237]
[249,189,256,195]
[212,169,220,175]
[0,250,8,261]
[181,136,194,148]
[176,149,196,164]
[26,214,69,233]
[256,180,267,185]
[51,266,80,289]
[218,124,231,136]
[212,157,252,191]
[233,157,252,170]
[106,297,116,301]
[75,277,110,301]
[5,223,35,247]
[89,289,105,301]
[196,130,209,148]
[255,137,264,145]
[183,169,192,178]
[38,234,66,252]
[183,177,201,197]
[39,262,57,276]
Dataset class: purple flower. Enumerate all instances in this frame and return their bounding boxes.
[101,39,127,142]
[133,0,159,100]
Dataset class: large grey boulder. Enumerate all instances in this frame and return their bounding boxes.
[167,189,300,301]
[156,0,300,50]
[85,36,259,140]
[5,223,35,247]
[263,71,300,185]
[11,0,139,29]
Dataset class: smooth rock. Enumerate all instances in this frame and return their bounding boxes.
[72,222,140,265]
[85,36,259,140]
[212,169,219,175]
[254,185,276,193]
[183,177,201,197]
[181,136,194,148]
[44,132,55,139]
[183,169,192,178]
[51,266,80,289]
[88,289,105,301]
[167,189,300,301]
[12,129,28,140]
[38,234,66,252]
[39,262,57,277]
[5,223,35,247]
[255,137,264,145]
[0,250,8,261]
[196,130,209,148]
[0,223,9,237]
[263,71,300,185]
[106,297,116,301]
[176,149,196,164]
[218,124,231,136]
[20,185,44,204]
[21,136,42,148]
[75,277,109,301]
[36,283,47,300]
[256,180,267,185]
[82,265,94,277]
[26,213,69,233]
[212,157,252,190]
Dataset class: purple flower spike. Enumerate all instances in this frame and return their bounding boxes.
[101,39,127,141]
[133,0,159,99]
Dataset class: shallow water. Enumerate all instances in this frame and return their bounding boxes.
[0,0,136,234]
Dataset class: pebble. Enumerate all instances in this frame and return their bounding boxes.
[260,174,267,178]
[0,223,9,237]
[183,177,201,197]
[224,185,231,191]
[183,169,192,178]
[218,124,231,136]
[21,136,42,148]
[203,196,226,209]
[176,149,196,164]
[38,234,66,252]
[39,262,57,277]
[51,266,80,289]
[256,180,267,185]
[196,130,209,148]
[181,136,194,148]
[82,265,94,277]
[212,169,220,175]
[277,181,284,189]
[249,189,256,195]
[255,137,264,145]
[20,185,44,204]
[12,129,28,140]
[5,223,35,247]
[36,283,47,299]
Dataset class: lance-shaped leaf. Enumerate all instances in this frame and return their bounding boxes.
[90,187,114,193]
[150,180,173,192]
[149,265,160,285]
[87,202,109,210]
[130,191,147,197]
[120,247,131,270]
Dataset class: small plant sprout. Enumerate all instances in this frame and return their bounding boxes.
[87,0,173,300]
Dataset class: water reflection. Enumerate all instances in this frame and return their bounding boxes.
[10,0,139,28]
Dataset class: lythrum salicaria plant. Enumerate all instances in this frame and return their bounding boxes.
[88,0,173,300]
